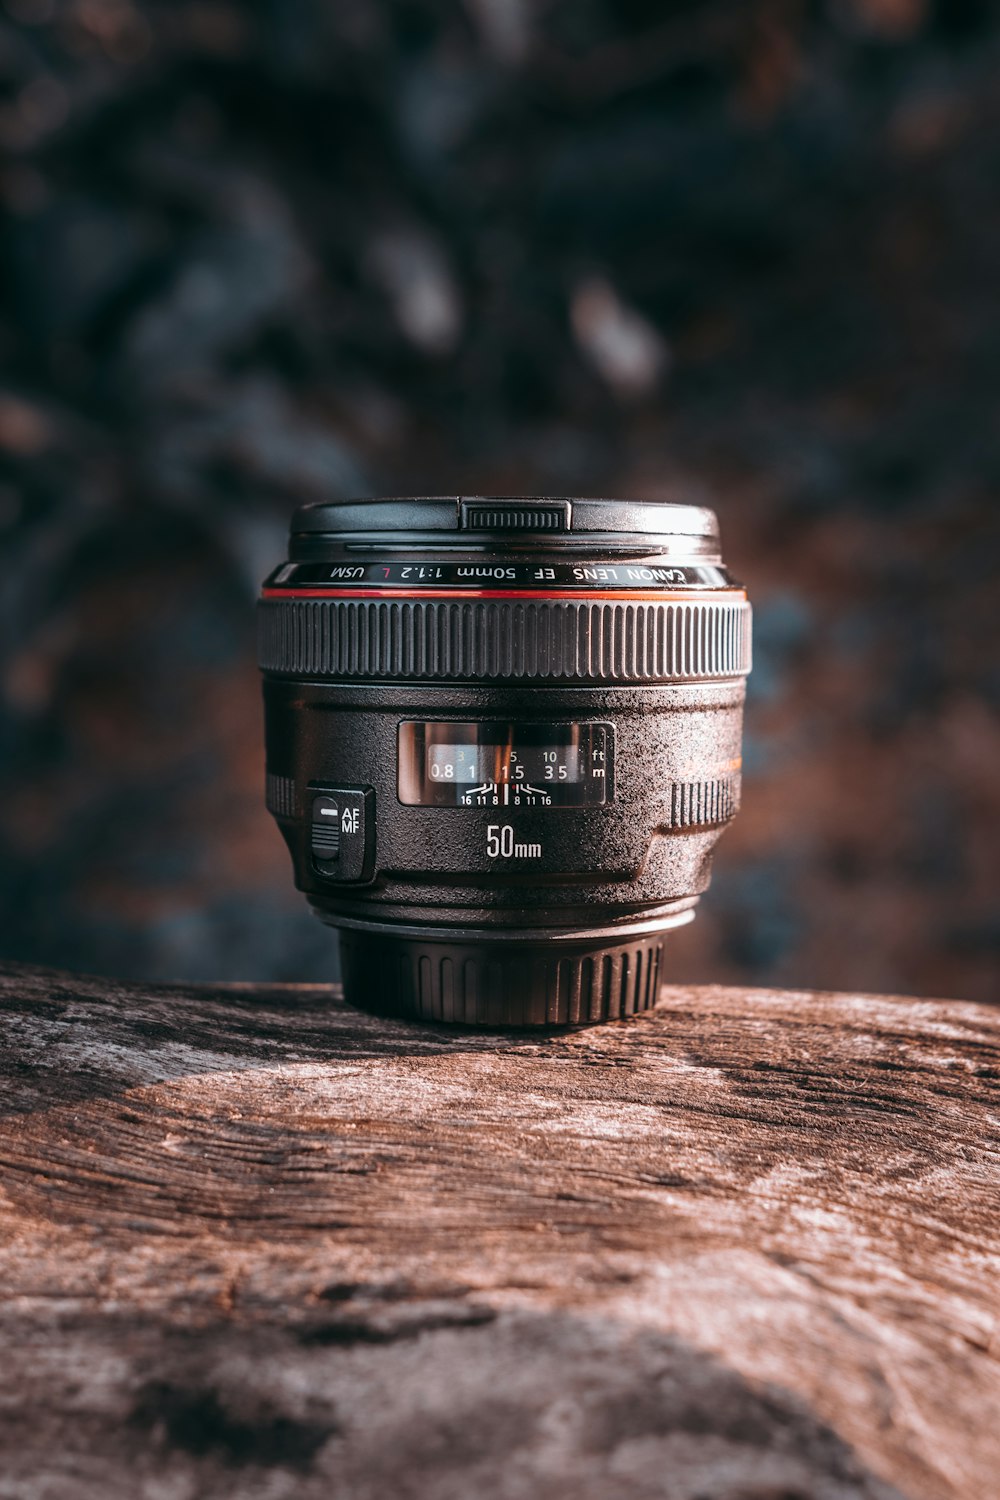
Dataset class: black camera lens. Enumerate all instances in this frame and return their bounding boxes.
[259,496,752,1026]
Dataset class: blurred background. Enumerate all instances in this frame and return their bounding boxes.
[1,0,997,1001]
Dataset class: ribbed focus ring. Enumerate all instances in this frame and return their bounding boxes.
[258,597,751,683]
[667,775,741,828]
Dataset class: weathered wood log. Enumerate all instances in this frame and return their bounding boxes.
[0,961,997,1499]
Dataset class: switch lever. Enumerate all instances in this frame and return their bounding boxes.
[310,788,374,882]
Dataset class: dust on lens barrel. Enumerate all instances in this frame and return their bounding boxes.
[258,496,752,1027]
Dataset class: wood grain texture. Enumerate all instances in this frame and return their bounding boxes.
[0,961,997,1500]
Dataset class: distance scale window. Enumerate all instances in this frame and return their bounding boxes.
[398,722,613,808]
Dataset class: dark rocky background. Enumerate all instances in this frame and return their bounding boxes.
[1,0,997,1001]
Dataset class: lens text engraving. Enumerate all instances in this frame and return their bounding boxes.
[487,825,543,860]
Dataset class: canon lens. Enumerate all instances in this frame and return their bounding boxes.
[259,496,751,1026]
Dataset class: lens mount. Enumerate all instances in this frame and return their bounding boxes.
[338,926,682,1028]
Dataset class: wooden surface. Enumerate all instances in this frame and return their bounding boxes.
[0,962,997,1500]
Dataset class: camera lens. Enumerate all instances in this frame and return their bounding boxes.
[258,496,752,1026]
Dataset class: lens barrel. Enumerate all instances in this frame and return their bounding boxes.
[259,496,751,1026]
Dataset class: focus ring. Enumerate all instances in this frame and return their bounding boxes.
[257,597,751,683]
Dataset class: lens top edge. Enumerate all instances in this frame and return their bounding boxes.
[291,496,720,540]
